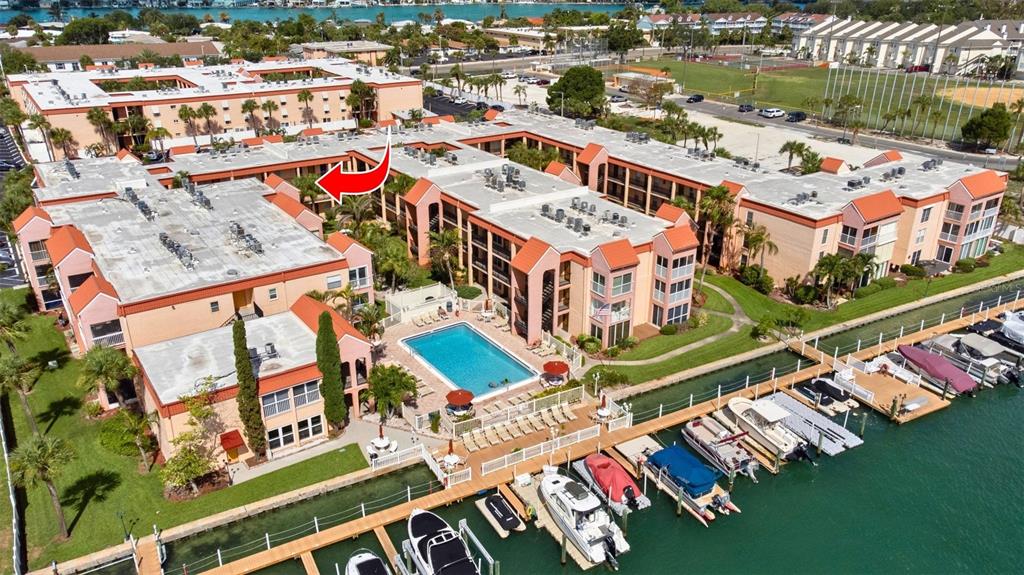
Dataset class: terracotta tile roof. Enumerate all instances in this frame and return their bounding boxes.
[219,430,245,451]
[820,156,846,174]
[242,137,264,147]
[147,166,172,175]
[577,143,606,165]
[169,144,196,156]
[262,135,284,144]
[851,189,903,223]
[67,273,118,314]
[45,226,92,265]
[864,149,903,167]
[959,170,1006,199]
[544,161,568,176]
[404,178,437,206]
[12,206,50,232]
[422,115,455,125]
[377,119,397,128]
[721,180,745,196]
[654,203,686,223]
[511,237,554,274]
[661,226,699,251]
[115,149,138,162]
[290,295,368,343]
[483,109,500,121]
[264,173,286,189]
[265,192,315,220]
[595,238,639,270]
[300,127,325,137]
[325,232,365,255]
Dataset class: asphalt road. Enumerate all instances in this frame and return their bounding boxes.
[423,94,477,117]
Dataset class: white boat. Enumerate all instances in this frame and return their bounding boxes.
[346,548,392,575]
[927,333,1022,386]
[726,397,810,461]
[538,468,630,569]
[407,509,479,575]
[682,417,759,483]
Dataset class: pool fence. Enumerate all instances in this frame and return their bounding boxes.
[479,424,601,476]
[372,444,473,488]
[442,385,586,438]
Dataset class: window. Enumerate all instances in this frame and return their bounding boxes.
[652,304,664,326]
[965,221,980,237]
[969,203,983,220]
[671,255,694,279]
[326,274,343,290]
[915,228,926,244]
[589,323,603,342]
[268,287,278,301]
[910,250,921,265]
[745,212,754,226]
[292,381,320,407]
[840,225,857,245]
[655,255,669,277]
[669,279,691,303]
[667,303,689,324]
[267,425,295,450]
[261,390,291,418]
[654,279,666,300]
[297,415,324,440]
[920,207,932,223]
[611,273,633,296]
[210,301,220,313]
[348,266,369,288]
[608,320,631,347]
[945,203,964,220]
[590,272,606,295]
[821,228,829,245]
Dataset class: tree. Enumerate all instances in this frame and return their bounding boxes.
[353,304,386,341]
[28,114,53,161]
[800,150,824,174]
[195,102,217,146]
[115,409,155,471]
[49,127,74,158]
[78,344,137,409]
[606,22,643,63]
[316,311,347,432]
[813,253,847,308]
[86,106,113,153]
[961,103,1013,150]
[57,17,114,45]
[546,66,606,119]
[146,126,171,153]
[743,223,778,269]
[260,99,279,132]
[346,79,376,123]
[242,98,261,135]
[178,104,199,147]
[233,319,266,457]
[429,228,461,290]
[367,364,417,423]
[506,141,559,170]
[779,140,808,169]
[11,435,75,538]
[338,193,376,233]
[513,84,527,106]
[297,88,315,129]
[0,300,29,355]
[0,355,40,435]
[696,185,736,290]
[160,430,211,496]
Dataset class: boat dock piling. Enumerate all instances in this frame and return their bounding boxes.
[509,475,599,571]
[373,526,398,572]
[458,519,500,575]
[767,393,864,456]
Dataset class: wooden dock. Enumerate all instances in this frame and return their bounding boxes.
[509,475,600,571]
[300,551,319,575]
[374,526,399,571]
[606,445,640,478]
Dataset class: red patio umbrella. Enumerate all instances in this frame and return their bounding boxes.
[446,389,475,407]
[543,360,570,376]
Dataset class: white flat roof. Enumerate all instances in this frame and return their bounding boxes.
[34,157,163,203]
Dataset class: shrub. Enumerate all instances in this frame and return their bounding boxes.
[714,147,733,159]
[659,323,678,335]
[582,367,629,389]
[690,311,708,328]
[976,257,991,268]
[575,333,590,346]
[784,276,801,297]
[429,412,440,434]
[605,346,620,358]
[781,306,809,328]
[954,258,976,273]
[582,340,601,354]
[738,264,774,294]
[751,316,778,340]
[455,285,482,300]
[792,284,819,305]
[875,277,897,290]
[98,417,154,457]
[900,264,926,278]
[854,283,883,298]
[619,336,639,350]
[82,401,104,419]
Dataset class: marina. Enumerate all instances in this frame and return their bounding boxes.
[509,475,599,571]
[767,392,864,456]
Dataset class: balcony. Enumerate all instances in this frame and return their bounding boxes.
[493,244,511,261]
[29,249,49,262]
[609,307,631,323]
[669,289,692,304]
[944,209,964,222]
[984,206,999,219]
[558,302,569,312]
[514,294,528,306]
[839,233,857,247]
[860,235,877,248]
[939,232,958,243]
[92,332,125,348]
[492,270,510,285]
[471,236,487,250]
[349,278,372,290]
[559,276,571,287]
[472,258,487,272]
[671,264,694,279]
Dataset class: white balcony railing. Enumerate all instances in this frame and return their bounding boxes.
[939,232,958,243]
[944,209,964,221]
[29,250,49,262]
[609,307,631,322]
[669,288,692,304]
[984,207,999,219]
[655,264,668,277]
[349,278,372,290]
[876,231,898,245]
[860,235,877,248]
[91,332,125,348]
[671,264,694,279]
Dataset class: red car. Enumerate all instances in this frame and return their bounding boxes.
[536,79,551,86]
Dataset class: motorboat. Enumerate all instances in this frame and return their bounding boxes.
[897,344,978,396]
[407,509,479,575]
[793,381,837,416]
[811,376,857,410]
[681,417,759,483]
[346,549,392,575]
[644,445,740,527]
[1000,310,1024,347]
[726,397,811,461]
[572,453,651,516]
[475,494,524,538]
[538,468,630,569]
[925,334,1020,386]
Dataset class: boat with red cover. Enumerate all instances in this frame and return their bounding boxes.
[571,453,651,516]
[898,344,978,396]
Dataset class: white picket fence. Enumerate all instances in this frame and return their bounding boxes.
[479,424,601,476]
[445,385,586,438]
[370,444,425,473]
[420,444,474,487]
[541,331,584,371]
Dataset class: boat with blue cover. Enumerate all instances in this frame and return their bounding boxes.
[643,445,740,527]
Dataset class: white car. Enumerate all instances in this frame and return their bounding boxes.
[759,108,785,118]
[500,71,517,79]
[453,97,468,105]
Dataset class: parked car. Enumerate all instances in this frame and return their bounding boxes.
[474,101,490,110]
[618,85,630,93]
[738,103,754,112]
[500,71,517,79]
[525,77,539,84]
[536,79,551,86]
[453,97,468,105]
[490,104,506,112]
[686,94,704,103]
[837,137,852,145]
[759,108,785,118]
[610,95,627,103]
[786,111,807,122]
[0,161,15,172]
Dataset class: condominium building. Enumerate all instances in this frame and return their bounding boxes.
[771,12,835,34]
[298,41,393,66]
[14,42,221,72]
[638,13,768,37]
[4,57,422,159]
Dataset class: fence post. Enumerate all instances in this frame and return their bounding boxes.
[940,313,945,325]
[755,382,760,396]
[717,385,722,409]
[265,533,271,550]
[978,301,984,313]
[1016,289,1021,302]
[314,516,320,533]
[408,485,412,502]
[834,346,839,358]
[997,295,1002,307]
[688,394,693,408]
[658,404,663,418]
[814,336,820,348]
[919,319,924,331]
[770,367,776,380]
[796,359,801,371]
[856,339,861,352]
[744,375,750,388]
[960,307,965,319]
[801,340,806,356]
[217,549,223,567]
[361,503,366,518]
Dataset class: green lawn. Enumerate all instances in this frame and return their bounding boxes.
[0,289,368,569]
[703,274,792,323]
[697,287,734,315]
[601,326,762,383]
[616,315,731,361]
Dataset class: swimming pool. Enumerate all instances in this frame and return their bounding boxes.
[401,322,537,397]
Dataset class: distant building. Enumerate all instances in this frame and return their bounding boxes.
[299,40,392,66]
[14,42,220,72]
[771,12,835,34]
[638,12,768,37]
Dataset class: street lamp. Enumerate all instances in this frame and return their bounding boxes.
[116,510,129,542]
[553,90,565,117]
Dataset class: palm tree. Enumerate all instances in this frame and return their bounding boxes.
[367,364,417,423]
[779,140,808,169]
[297,88,314,129]
[353,304,386,341]
[292,174,321,208]
[28,114,53,161]
[195,102,217,146]
[880,110,899,133]
[10,435,75,539]
[928,109,944,143]
[743,223,778,269]
[242,99,261,135]
[178,104,199,147]
[86,107,113,154]
[910,95,932,136]
[813,253,847,308]
[77,345,137,409]
[116,409,155,471]
[375,238,412,292]
[1011,97,1024,150]
[0,355,40,434]
[800,150,823,174]
[429,228,460,290]
[49,127,73,159]
[338,193,376,234]
[513,84,527,106]
[848,252,878,291]
[849,120,865,145]
[145,126,171,153]
[802,96,821,121]
[704,126,722,151]
[696,185,735,290]
[307,283,357,318]
[0,301,29,355]
[260,100,279,132]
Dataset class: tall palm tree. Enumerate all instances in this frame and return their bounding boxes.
[297,88,314,129]
[116,409,155,472]
[0,301,29,355]
[242,98,261,136]
[909,95,932,136]
[802,96,821,121]
[49,127,73,159]
[696,184,735,290]
[28,114,53,161]
[1010,97,1024,151]
[353,304,386,341]
[77,345,137,409]
[928,109,945,143]
[260,100,279,132]
[880,110,899,133]
[704,126,722,151]
[849,120,865,145]
[338,193,376,234]
[375,238,411,292]
[86,106,113,154]
[306,284,357,318]
[0,355,40,435]
[367,364,417,422]
[178,104,199,147]
[195,102,217,146]
[513,84,527,106]
[813,253,847,308]
[145,126,171,153]
[292,174,321,208]
[779,140,808,169]
[10,435,75,539]
[429,228,460,290]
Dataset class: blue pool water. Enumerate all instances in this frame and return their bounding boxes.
[402,322,536,396]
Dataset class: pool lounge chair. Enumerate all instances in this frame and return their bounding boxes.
[513,416,535,435]
[472,429,491,447]
[421,314,433,325]
[412,316,423,327]
[462,432,479,452]
[431,311,441,322]
[540,408,560,428]
[548,406,568,424]
[528,412,547,430]
[484,426,502,445]
[559,403,578,421]
[495,422,516,440]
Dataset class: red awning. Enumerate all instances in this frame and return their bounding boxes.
[446,389,474,406]
[220,430,245,451]
[543,361,570,376]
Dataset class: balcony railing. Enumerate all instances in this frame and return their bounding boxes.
[609,307,631,322]
[984,207,999,219]
[671,264,694,279]
[654,289,665,301]
[655,264,668,277]
[944,209,964,221]
[939,232,958,243]
[29,250,49,262]
[839,233,857,246]
[860,235,877,248]
[91,332,125,348]
[876,231,898,245]
[668,289,692,304]
[349,278,371,290]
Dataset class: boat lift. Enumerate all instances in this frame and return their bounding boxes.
[397,520,499,575]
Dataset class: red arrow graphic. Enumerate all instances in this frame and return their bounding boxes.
[315,130,392,202]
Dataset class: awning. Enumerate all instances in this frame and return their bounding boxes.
[543,361,570,376]
[219,430,245,451]
[446,389,474,407]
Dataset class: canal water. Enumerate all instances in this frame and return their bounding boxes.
[0,3,626,25]
[161,279,1024,573]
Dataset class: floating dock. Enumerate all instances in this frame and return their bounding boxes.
[766,392,864,456]
[373,526,399,572]
[614,436,715,527]
[299,551,318,575]
[509,474,600,571]
[497,483,530,522]
[474,496,526,539]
